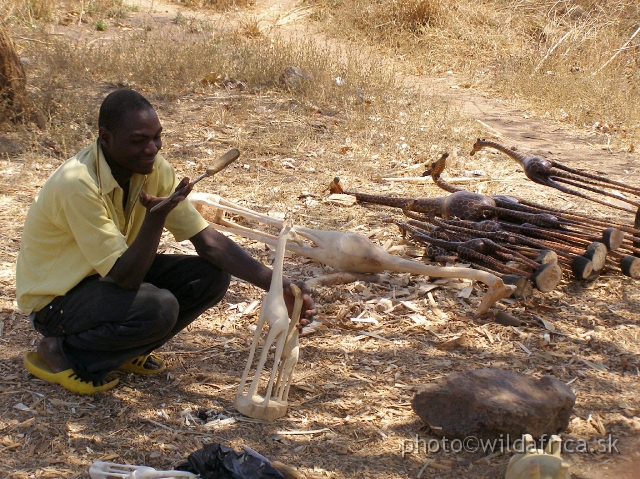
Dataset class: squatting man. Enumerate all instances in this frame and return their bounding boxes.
[16,89,316,394]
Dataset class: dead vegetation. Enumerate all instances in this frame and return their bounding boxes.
[310,0,640,147]
[178,0,255,11]
[0,0,639,478]
[0,24,26,121]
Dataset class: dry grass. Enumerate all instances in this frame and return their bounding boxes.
[0,0,58,24]
[1,0,132,25]
[178,0,255,11]
[1,1,640,478]
[310,0,640,143]
[6,13,462,163]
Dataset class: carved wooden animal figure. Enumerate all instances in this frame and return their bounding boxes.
[428,151,635,244]
[89,461,197,479]
[189,193,515,313]
[396,220,562,292]
[471,138,640,212]
[235,219,303,421]
[424,153,570,229]
[427,152,640,278]
[505,435,570,479]
[338,166,496,221]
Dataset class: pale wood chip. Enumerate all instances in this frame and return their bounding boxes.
[323,194,357,206]
[581,358,608,373]
[436,335,464,350]
[516,342,532,356]
[276,428,331,435]
[457,286,473,298]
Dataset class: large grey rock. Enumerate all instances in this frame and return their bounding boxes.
[411,368,575,440]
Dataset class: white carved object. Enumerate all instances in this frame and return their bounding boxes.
[505,435,570,479]
[89,461,197,479]
[273,283,302,402]
[191,193,514,313]
[235,219,303,420]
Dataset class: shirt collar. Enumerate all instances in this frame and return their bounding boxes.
[95,140,119,196]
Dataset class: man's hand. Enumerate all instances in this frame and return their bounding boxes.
[139,177,193,215]
[107,178,193,290]
[283,280,317,330]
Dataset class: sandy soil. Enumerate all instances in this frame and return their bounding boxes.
[0,1,639,478]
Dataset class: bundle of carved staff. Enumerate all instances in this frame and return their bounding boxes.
[332,152,640,293]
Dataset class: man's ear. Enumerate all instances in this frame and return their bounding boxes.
[98,126,111,148]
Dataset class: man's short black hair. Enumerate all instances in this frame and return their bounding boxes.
[98,89,154,132]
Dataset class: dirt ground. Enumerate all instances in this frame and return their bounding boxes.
[1,0,639,478]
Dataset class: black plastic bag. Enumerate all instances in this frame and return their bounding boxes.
[178,443,285,479]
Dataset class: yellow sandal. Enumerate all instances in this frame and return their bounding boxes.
[24,352,119,395]
[119,353,166,375]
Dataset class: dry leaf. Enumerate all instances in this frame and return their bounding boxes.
[457,286,473,298]
[436,335,464,350]
[323,194,357,206]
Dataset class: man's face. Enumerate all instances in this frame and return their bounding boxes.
[99,108,163,176]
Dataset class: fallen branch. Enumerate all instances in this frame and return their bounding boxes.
[596,24,640,74]
[139,417,213,436]
[532,29,573,75]
[276,427,331,435]
[381,176,491,183]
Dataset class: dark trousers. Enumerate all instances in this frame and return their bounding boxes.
[33,254,230,382]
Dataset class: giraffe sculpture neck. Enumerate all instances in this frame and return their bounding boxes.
[423,152,463,193]
[470,138,530,168]
[269,221,291,298]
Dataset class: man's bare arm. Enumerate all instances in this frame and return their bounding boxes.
[190,226,316,321]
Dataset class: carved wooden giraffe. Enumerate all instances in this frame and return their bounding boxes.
[471,138,640,212]
[189,193,515,313]
[235,219,303,421]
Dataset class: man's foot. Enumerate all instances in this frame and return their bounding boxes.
[23,351,119,394]
[37,337,71,373]
[120,353,166,375]
[143,355,161,370]
[36,337,114,387]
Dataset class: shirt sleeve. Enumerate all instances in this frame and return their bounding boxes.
[57,192,128,277]
[165,199,209,242]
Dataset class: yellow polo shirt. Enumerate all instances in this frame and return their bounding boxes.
[16,140,209,314]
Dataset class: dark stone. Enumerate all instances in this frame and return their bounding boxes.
[411,368,575,440]
[0,135,22,156]
[279,66,313,90]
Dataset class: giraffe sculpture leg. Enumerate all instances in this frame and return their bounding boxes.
[273,284,303,402]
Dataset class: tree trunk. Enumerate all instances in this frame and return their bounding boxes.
[0,24,26,121]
